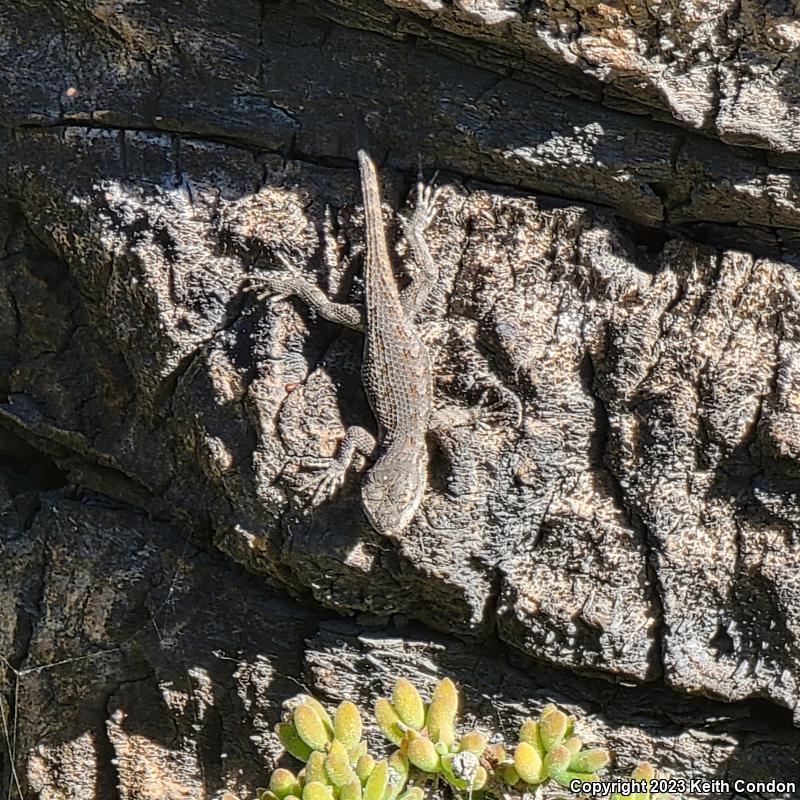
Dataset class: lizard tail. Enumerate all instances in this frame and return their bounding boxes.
[357,150,399,305]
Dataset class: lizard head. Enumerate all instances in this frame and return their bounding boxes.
[361,458,426,537]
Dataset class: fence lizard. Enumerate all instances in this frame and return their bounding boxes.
[253,151,504,536]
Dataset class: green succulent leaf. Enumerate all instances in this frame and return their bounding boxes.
[355,755,376,785]
[472,767,488,790]
[363,760,389,800]
[340,779,363,800]
[305,751,328,785]
[426,677,458,743]
[334,701,363,750]
[326,740,357,787]
[302,782,334,800]
[501,764,520,786]
[543,744,572,779]
[433,741,449,757]
[569,748,611,774]
[407,738,440,773]
[270,769,302,799]
[301,696,335,737]
[457,731,487,756]
[539,705,570,752]
[514,742,545,784]
[518,719,543,754]
[348,740,368,765]
[391,678,426,730]
[375,698,405,746]
[425,694,456,749]
[276,722,313,763]
[294,705,332,752]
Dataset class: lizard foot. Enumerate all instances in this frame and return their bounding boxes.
[295,456,349,507]
[244,251,304,301]
[473,388,524,431]
[400,172,444,238]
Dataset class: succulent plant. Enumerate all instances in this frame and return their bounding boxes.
[610,762,679,800]
[374,677,488,793]
[500,704,611,789]
[253,678,672,800]
[263,695,402,800]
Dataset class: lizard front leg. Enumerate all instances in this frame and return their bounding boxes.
[247,251,366,331]
[247,238,372,507]
[297,425,377,506]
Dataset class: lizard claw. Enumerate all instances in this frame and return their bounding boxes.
[412,175,443,231]
[500,389,524,428]
[245,251,303,301]
[295,457,349,506]
[399,172,443,238]
[473,389,524,430]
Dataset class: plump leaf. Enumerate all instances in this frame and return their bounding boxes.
[355,755,376,784]
[326,740,356,787]
[391,679,425,730]
[305,752,328,785]
[270,769,302,799]
[334,701,363,750]
[294,705,331,752]
[518,720,542,753]
[430,678,458,714]
[302,783,334,800]
[543,744,572,778]
[276,722,313,762]
[301,696,335,737]
[501,765,520,785]
[569,748,611,774]
[471,767,488,790]
[457,731,486,756]
[363,760,388,800]
[539,706,569,752]
[425,698,455,748]
[514,742,545,784]
[407,738,440,773]
[349,740,368,765]
[340,780,363,800]
[375,699,405,746]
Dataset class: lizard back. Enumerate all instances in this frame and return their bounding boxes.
[357,150,433,445]
[356,150,433,535]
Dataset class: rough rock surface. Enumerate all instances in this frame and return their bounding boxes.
[2,1,800,799]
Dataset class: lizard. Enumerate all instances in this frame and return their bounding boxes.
[252,151,505,536]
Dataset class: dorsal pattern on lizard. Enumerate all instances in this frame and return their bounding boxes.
[358,151,432,533]
[254,150,441,536]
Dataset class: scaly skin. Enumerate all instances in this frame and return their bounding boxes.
[357,150,433,535]
[251,150,441,536]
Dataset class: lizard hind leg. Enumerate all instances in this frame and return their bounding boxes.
[295,425,377,507]
[397,173,444,317]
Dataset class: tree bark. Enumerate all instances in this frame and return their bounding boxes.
[2,2,800,798]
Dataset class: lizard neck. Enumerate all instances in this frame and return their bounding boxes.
[357,149,403,320]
